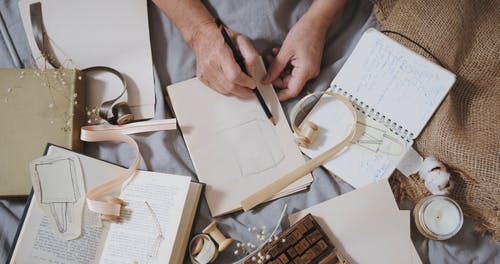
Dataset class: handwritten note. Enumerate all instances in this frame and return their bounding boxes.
[301,99,408,188]
[333,28,455,137]
[301,28,455,188]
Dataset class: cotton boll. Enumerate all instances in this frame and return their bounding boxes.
[419,156,454,195]
[423,169,454,195]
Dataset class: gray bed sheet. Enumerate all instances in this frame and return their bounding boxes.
[1,0,499,263]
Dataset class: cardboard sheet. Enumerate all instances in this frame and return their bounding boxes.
[167,59,313,216]
[289,180,422,264]
[18,0,155,119]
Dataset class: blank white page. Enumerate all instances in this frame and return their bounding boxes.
[19,0,155,119]
[332,28,455,138]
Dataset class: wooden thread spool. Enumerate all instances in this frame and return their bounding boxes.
[189,234,218,263]
[202,221,233,252]
[294,120,319,147]
[112,102,134,125]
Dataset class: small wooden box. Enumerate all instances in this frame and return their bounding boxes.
[0,68,85,196]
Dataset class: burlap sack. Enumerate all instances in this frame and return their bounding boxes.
[372,0,499,239]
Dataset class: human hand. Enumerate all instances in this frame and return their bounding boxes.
[190,24,259,98]
[262,13,329,101]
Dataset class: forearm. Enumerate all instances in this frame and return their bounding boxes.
[152,0,214,48]
[303,0,346,33]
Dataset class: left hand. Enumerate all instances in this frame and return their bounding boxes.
[262,13,329,101]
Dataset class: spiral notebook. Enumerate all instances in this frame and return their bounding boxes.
[301,28,456,188]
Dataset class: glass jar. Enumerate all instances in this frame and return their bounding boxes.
[413,195,463,240]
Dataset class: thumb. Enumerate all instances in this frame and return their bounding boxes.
[262,49,290,84]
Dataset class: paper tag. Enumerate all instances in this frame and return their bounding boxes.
[30,154,86,240]
[396,147,424,176]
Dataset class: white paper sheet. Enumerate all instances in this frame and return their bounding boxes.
[18,0,155,119]
[30,154,85,240]
[167,58,313,216]
[289,180,422,264]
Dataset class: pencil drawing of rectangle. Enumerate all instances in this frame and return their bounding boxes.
[35,158,79,203]
[218,117,284,177]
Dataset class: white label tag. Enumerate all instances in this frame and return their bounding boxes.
[396,147,423,176]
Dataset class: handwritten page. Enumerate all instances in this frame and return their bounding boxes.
[301,94,409,188]
[301,28,455,188]
[167,58,313,216]
[99,171,191,264]
[332,28,455,137]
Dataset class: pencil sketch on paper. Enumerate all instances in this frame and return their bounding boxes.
[218,117,285,177]
[30,154,85,240]
[353,121,404,156]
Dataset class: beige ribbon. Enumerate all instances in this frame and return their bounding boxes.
[240,92,358,211]
[80,119,177,220]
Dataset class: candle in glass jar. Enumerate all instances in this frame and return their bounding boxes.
[414,195,463,240]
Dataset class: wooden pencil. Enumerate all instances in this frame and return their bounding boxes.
[215,18,276,126]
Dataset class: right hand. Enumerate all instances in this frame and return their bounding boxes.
[190,24,259,98]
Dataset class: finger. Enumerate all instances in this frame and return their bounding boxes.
[262,49,291,84]
[272,73,291,89]
[235,35,259,77]
[277,88,296,101]
[265,54,275,64]
[272,77,286,89]
[215,66,253,98]
[220,52,256,89]
[228,84,254,98]
[282,74,291,88]
[277,68,309,101]
[272,47,280,56]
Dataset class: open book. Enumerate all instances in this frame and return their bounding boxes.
[301,28,456,188]
[8,145,202,264]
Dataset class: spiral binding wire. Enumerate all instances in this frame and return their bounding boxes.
[328,84,414,142]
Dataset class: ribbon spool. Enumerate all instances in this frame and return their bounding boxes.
[111,102,134,125]
[98,196,125,222]
[202,221,233,252]
[83,66,135,125]
[295,120,319,147]
[189,234,218,264]
[290,91,355,148]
